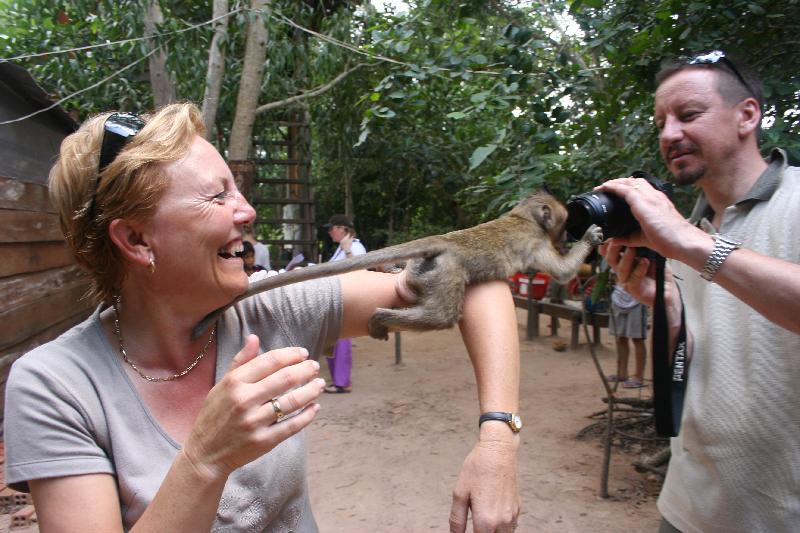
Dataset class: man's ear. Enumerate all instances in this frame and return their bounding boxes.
[737,97,761,138]
[108,218,152,269]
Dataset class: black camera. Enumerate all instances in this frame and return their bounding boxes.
[565,171,673,241]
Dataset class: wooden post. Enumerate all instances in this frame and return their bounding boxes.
[394,331,402,365]
[526,285,538,340]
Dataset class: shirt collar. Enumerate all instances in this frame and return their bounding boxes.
[688,148,788,225]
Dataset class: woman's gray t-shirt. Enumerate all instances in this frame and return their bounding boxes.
[4,277,342,532]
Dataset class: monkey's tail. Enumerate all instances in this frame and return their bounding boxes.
[190,239,445,339]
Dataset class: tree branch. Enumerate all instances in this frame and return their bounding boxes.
[255,62,371,114]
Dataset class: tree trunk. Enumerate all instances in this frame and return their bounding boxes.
[144,1,175,108]
[201,0,230,139]
[344,169,353,217]
[229,0,270,160]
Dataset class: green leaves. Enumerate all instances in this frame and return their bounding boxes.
[469,144,498,170]
[6,0,797,246]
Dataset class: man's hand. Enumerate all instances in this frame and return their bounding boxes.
[599,241,656,305]
[600,236,685,353]
[596,175,711,263]
[449,431,520,533]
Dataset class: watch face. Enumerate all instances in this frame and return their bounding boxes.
[511,414,523,432]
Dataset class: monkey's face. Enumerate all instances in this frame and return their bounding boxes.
[546,201,569,242]
[515,191,569,240]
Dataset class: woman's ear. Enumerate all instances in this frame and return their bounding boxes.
[108,218,152,270]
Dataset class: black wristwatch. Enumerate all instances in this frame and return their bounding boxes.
[479,412,523,433]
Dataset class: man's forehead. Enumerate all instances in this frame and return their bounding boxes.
[657,69,717,97]
[655,69,719,107]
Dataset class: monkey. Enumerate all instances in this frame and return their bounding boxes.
[192,190,603,340]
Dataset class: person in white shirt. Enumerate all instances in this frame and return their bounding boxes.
[322,214,366,393]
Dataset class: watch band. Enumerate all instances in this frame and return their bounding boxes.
[700,234,741,282]
[479,411,522,433]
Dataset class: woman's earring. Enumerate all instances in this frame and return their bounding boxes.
[148,255,156,274]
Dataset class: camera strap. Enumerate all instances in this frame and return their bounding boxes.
[652,254,688,437]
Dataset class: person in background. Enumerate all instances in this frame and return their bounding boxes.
[599,51,800,532]
[4,103,522,532]
[322,214,367,393]
[606,283,648,388]
[241,240,266,277]
[243,223,271,270]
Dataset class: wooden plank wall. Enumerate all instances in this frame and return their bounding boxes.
[0,175,93,423]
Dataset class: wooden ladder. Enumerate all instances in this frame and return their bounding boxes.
[231,111,318,268]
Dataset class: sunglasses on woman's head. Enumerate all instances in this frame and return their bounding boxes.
[98,112,145,172]
[86,112,145,222]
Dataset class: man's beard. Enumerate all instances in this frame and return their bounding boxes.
[672,163,707,186]
[665,141,706,186]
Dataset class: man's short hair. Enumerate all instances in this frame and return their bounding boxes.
[655,51,764,110]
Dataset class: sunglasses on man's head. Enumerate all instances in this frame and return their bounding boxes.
[683,50,756,101]
[86,112,145,222]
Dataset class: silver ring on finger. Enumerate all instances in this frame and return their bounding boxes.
[270,397,284,421]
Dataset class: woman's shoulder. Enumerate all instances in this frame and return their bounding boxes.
[236,276,341,315]
[10,308,112,385]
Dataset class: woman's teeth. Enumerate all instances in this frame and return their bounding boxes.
[218,242,244,259]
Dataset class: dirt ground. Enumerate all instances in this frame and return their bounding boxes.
[307,307,664,533]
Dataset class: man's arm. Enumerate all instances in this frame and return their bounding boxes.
[598,177,800,335]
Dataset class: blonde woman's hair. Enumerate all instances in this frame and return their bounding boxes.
[49,102,206,304]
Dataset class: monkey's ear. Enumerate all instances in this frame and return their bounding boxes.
[535,204,554,231]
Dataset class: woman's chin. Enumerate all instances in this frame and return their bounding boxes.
[229,272,250,296]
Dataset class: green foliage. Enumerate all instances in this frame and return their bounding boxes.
[2,0,798,245]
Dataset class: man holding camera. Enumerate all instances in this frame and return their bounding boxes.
[599,52,800,532]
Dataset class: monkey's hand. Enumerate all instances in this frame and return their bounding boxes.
[581,224,604,246]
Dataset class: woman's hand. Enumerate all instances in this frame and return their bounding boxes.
[450,430,520,533]
[340,233,353,254]
[181,336,325,481]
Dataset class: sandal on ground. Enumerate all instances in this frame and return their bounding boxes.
[606,374,621,383]
[621,377,645,389]
[324,385,352,394]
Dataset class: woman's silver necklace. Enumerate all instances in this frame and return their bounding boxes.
[112,296,216,382]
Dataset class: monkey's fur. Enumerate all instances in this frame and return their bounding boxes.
[193,191,602,340]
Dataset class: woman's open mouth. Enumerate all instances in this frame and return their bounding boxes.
[217,242,244,259]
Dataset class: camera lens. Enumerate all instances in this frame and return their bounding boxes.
[565,191,640,240]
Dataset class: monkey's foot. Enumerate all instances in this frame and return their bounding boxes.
[367,319,390,341]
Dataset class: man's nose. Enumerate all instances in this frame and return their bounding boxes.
[659,115,684,143]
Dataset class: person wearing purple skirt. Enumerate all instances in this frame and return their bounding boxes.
[322,214,367,393]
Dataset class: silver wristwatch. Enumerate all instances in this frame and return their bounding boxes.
[700,234,741,281]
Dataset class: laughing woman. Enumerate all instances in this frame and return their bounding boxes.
[3,103,521,532]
